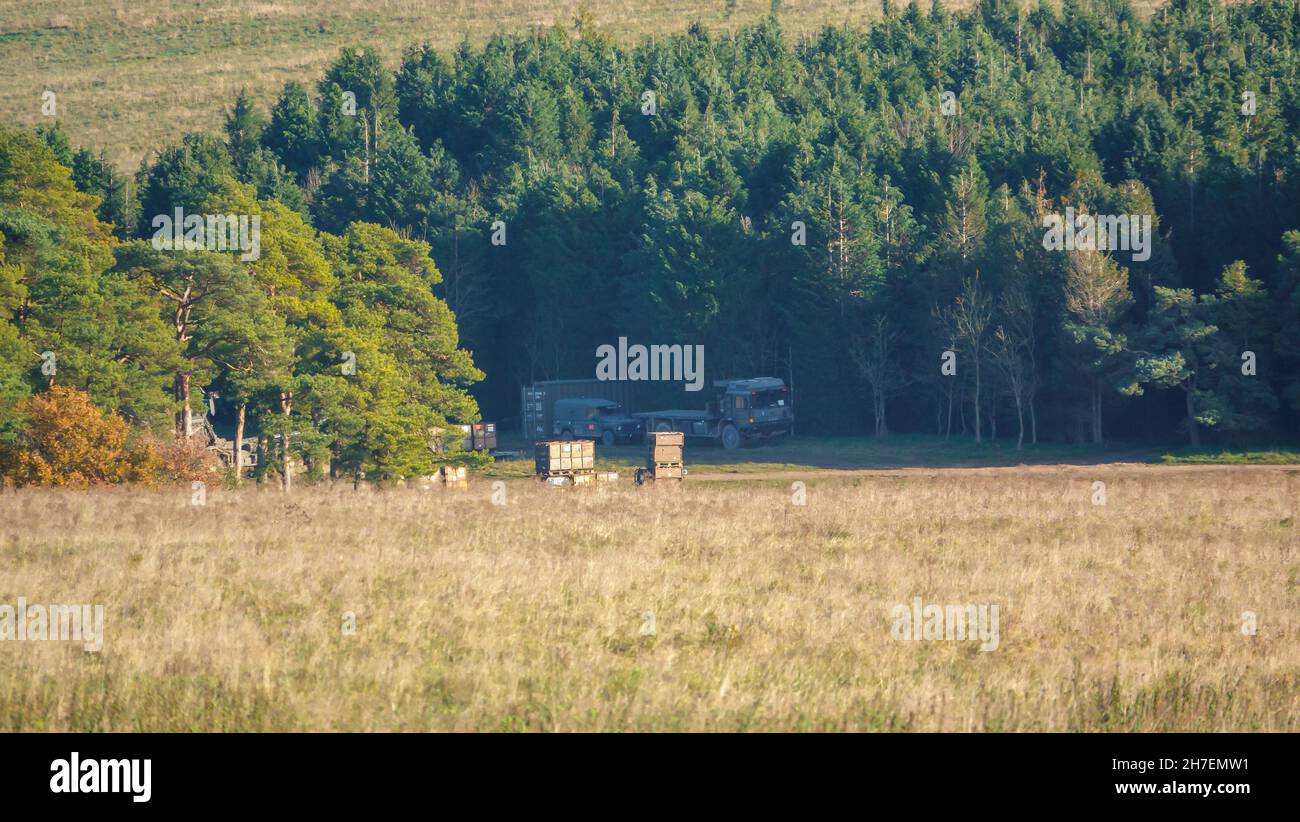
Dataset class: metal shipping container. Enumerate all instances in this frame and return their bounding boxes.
[522,379,643,441]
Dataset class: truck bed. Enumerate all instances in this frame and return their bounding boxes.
[632,410,714,420]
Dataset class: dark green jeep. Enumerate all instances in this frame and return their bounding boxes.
[552,398,644,447]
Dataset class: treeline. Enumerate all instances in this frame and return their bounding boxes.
[8,0,1300,473]
[0,128,482,486]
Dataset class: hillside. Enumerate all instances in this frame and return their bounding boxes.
[2,0,1166,170]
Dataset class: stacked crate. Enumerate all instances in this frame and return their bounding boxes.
[453,422,498,453]
[472,422,498,452]
[640,431,685,483]
[535,440,596,485]
[438,465,468,488]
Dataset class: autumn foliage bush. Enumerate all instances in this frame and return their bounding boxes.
[145,436,225,484]
[0,386,220,487]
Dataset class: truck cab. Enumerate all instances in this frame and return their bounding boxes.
[552,398,644,447]
[716,378,793,446]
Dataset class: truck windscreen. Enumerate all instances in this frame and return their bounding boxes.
[752,390,786,409]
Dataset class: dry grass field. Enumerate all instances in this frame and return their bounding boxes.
[0,0,1174,171]
[1,463,1296,731]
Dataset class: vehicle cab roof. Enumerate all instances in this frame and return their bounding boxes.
[714,377,786,393]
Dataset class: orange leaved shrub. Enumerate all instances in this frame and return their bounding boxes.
[145,436,225,484]
[0,386,220,487]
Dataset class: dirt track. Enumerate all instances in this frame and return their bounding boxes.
[686,462,1300,482]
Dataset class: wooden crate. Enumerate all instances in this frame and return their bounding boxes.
[647,431,685,464]
[639,431,685,484]
[438,465,468,488]
[535,440,595,473]
[650,444,683,463]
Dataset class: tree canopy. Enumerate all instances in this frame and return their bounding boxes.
[8,0,1300,482]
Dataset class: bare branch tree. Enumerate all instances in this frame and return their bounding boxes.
[850,315,901,436]
[990,277,1037,449]
[939,272,993,442]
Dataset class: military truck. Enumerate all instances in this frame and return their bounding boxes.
[209,437,258,474]
[552,398,644,447]
[632,377,793,449]
[199,416,257,475]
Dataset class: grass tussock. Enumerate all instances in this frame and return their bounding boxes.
[0,466,1297,731]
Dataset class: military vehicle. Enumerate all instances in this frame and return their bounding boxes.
[632,377,793,449]
[200,416,257,475]
[552,398,644,447]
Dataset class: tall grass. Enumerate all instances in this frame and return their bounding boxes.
[0,466,1296,730]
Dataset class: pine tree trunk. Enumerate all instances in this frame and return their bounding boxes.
[233,403,246,484]
[175,372,192,440]
[257,435,268,482]
[280,392,293,492]
[1185,390,1201,447]
[1091,382,1103,444]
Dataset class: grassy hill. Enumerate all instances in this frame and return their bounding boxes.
[1,0,1167,172]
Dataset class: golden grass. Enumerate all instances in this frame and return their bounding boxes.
[0,0,1177,171]
[1,464,1296,731]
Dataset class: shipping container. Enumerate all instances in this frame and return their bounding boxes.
[522,379,644,441]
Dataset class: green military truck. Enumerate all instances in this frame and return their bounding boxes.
[632,377,793,449]
[552,398,645,447]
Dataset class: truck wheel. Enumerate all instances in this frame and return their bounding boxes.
[560,429,574,441]
[601,430,616,448]
[655,422,672,433]
[721,425,740,450]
